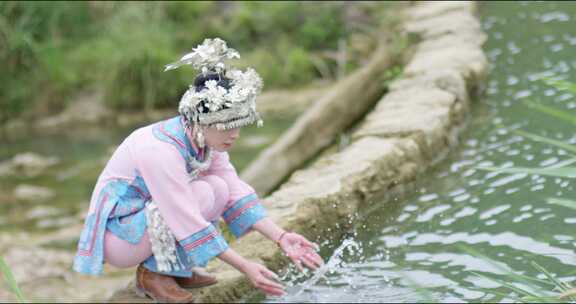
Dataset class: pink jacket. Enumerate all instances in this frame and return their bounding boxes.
[73,116,266,275]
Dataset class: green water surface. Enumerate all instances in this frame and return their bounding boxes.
[257,2,576,303]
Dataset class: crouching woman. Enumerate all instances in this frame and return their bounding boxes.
[73,38,323,303]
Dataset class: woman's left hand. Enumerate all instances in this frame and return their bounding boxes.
[278,232,324,272]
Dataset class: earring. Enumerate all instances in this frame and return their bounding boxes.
[195,125,205,149]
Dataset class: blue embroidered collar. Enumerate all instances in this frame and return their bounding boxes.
[152,116,211,175]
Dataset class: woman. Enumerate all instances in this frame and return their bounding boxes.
[73,38,323,303]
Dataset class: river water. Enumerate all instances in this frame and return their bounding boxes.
[255,2,576,303]
[1,1,574,302]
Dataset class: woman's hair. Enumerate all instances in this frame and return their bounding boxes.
[193,72,232,113]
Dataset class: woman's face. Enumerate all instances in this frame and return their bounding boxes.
[204,127,240,152]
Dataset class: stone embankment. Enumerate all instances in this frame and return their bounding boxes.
[241,41,397,196]
[110,1,487,302]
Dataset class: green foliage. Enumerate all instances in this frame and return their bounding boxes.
[0,1,394,120]
[0,255,25,302]
[383,65,403,87]
[0,1,95,122]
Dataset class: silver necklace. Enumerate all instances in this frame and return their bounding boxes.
[187,146,212,181]
[184,119,213,181]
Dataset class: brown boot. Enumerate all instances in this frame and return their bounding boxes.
[175,268,218,289]
[135,264,195,303]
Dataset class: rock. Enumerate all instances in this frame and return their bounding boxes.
[405,1,475,21]
[353,87,458,156]
[416,33,487,52]
[10,152,59,177]
[404,42,488,84]
[36,217,77,229]
[26,206,61,219]
[14,184,55,202]
[0,242,133,302]
[404,10,483,42]
[3,246,73,284]
[0,161,13,176]
[37,90,109,129]
[389,69,469,105]
[241,42,396,196]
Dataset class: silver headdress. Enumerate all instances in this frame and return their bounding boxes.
[165,38,264,131]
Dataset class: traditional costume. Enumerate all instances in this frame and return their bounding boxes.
[73,38,267,294]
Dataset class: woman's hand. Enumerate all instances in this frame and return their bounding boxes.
[278,232,324,272]
[241,261,285,296]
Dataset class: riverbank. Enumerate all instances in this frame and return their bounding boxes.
[109,1,488,302]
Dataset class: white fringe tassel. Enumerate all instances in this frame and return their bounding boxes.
[145,201,182,272]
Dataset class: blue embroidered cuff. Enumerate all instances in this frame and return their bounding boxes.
[179,224,229,267]
[223,193,267,239]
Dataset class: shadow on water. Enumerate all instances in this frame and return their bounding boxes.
[253,1,576,303]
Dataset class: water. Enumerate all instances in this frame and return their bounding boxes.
[256,2,576,302]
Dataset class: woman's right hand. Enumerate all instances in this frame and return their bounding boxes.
[241,261,285,296]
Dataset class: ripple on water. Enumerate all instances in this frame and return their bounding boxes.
[479,204,511,220]
[262,2,576,302]
[416,204,452,222]
[418,193,439,202]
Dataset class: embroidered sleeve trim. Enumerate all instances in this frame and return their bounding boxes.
[179,224,229,267]
[222,193,266,238]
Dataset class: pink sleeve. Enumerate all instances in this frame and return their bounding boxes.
[208,151,267,238]
[208,151,256,203]
[135,144,228,266]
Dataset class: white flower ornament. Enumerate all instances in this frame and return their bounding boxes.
[166,37,264,130]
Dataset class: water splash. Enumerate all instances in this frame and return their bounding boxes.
[273,237,362,302]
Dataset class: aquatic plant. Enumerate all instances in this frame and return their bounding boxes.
[477,77,576,206]
[404,245,576,302]
[473,78,576,302]
[460,245,576,303]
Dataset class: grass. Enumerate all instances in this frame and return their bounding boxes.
[0,255,25,302]
[0,1,402,125]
